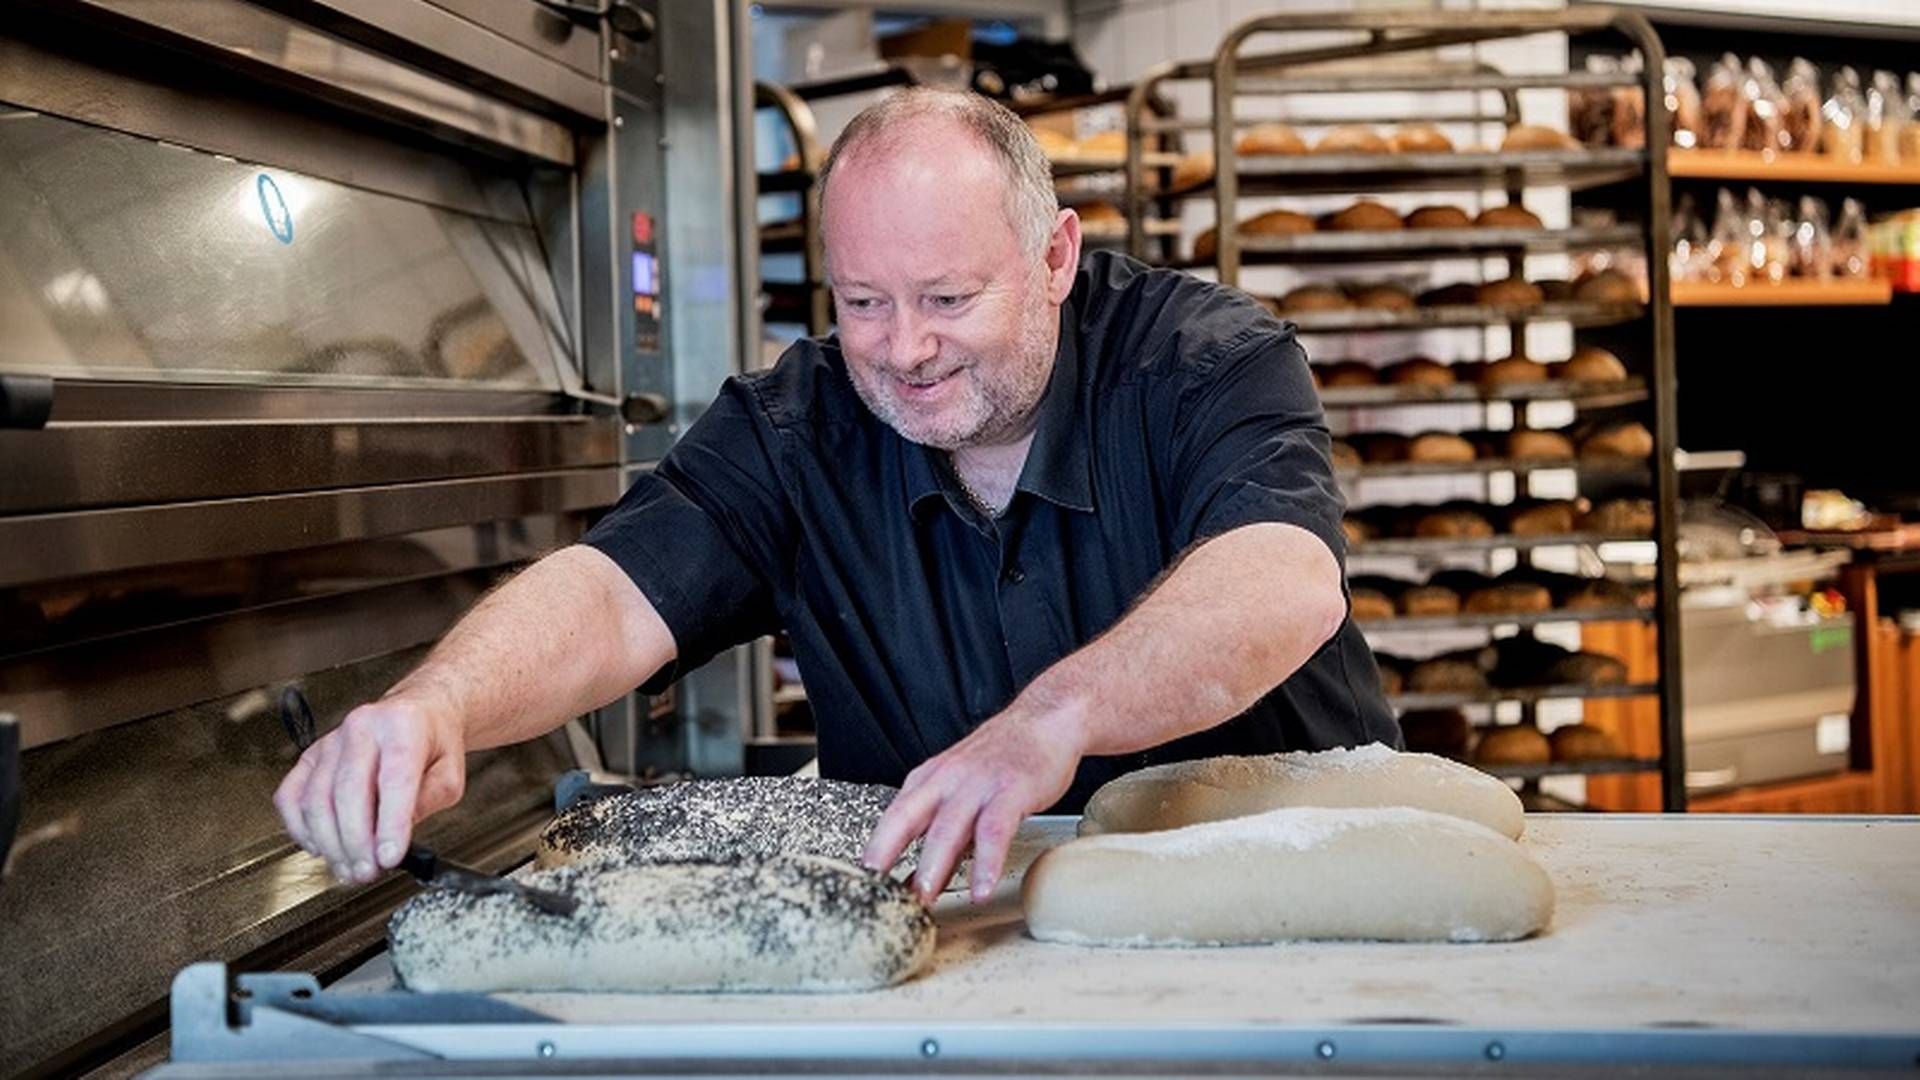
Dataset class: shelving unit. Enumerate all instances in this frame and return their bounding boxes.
[1668,148,1920,185]
[1118,7,1686,806]
[1670,279,1894,306]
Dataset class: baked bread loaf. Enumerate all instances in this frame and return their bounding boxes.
[1573,269,1640,303]
[1399,709,1472,758]
[1553,345,1629,383]
[1406,205,1473,229]
[1076,201,1125,230]
[1506,500,1581,536]
[1536,279,1575,302]
[1375,655,1406,696]
[1317,360,1379,387]
[1330,440,1362,469]
[1580,421,1655,460]
[1400,584,1462,617]
[1415,507,1495,539]
[1407,432,1476,463]
[1350,587,1397,622]
[1480,355,1550,387]
[389,857,935,993]
[1474,724,1552,765]
[1167,152,1214,193]
[1581,498,1656,536]
[1507,430,1577,461]
[1192,209,1316,259]
[1342,517,1376,547]
[1030,126,1077,157]
[1390,123,1455,153]
[1314,124,1390,154]
[1547,652,1629,687]
[1549,723,1621,762]
[1561,578,1639,610]
[1407,657,1489,693]
[1236,123,1307,155]
[1349,283,1416,310]
[1476,277,1545,307]
[1280,284,1351,312]
[1418,282,1479,306]
[1474,204,1545,229]
[1383,357,1455,386]
[1464,583,1553,615]
[1076,130,1126,157]
[1353,432,1410,463]
[1325,200,1404,231]
[1502,124,1578,151]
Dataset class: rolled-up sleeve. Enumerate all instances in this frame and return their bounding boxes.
[582,378,789,692]
[1165,326,1346,564]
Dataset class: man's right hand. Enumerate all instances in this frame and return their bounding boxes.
[273,696,467,884]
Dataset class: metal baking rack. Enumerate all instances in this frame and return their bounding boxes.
[1337,458,1651,482]
[1117,6,1684,805]
[1356,607,1652,632]
[755,81,830,337]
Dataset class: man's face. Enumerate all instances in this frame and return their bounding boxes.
[822,131,1066,451]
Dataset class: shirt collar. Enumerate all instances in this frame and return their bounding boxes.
[904,300,1095,522]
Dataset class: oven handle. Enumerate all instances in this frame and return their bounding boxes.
[0,712,19,879]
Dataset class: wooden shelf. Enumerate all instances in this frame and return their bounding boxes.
[1669,148,1920,186]
[1671,279,1893,307]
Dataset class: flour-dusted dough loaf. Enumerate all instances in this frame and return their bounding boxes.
[1079,743,1524,840]
[1025,806,1553,946]
[537,776,908,873]
[389,856,935,993]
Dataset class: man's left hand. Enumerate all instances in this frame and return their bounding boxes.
[862,701,1086,904]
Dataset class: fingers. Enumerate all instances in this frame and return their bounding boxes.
[297,737,351,879]
[862,781,939,878]
[273,754,318,853]
[912,795,983,903]
[968,796,1025,902]
[332,729,382,881]
[274,701,453,884]
[372,737,431,870]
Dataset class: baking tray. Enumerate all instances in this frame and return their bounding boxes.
[1283,300,1645,332]
[1177,223,1644,267]
[1178,147,1648,198]
[1350,531,1651,556]
[1476,757,1662,781]
[1338,457,1650,482]
[1357,606,1651,632]
[1389,682,1659,710]
[1317,377,1647,409]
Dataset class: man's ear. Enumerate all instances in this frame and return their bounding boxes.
[1045,208,1082,304]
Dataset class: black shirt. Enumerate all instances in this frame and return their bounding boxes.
[584,250,1399,811]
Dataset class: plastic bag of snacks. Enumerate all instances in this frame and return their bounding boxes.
[1708,187,1747,284]
[1571,55,1617,147]
[1790,196,1833,281]
[1821,67,1867,163]
[1671,193,1713,281]
[1833,198,1869,279]
[1865,70,1910,164]
[1753,191,1790,284]
[1781,59,1824,154]
[1702,54,1748,150]
[1613,53,1648,149]
[1907,74,1920,162]
[1665,57,1703,149]
[1739,57,1789,154]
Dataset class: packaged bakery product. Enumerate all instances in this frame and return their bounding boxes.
[1782,58,1824,153]
[1389,123,1454,153]
[1399,709,1472,757]
[1475,277,1544,307]
[1474,204,1544,229]
[1399,584,1462,617]
[1480,355,1550,387]
[1662,57,1704,150]
[1406,205,1472,229]
[1349,283,1416,311]
[1905,73,1920,162]
[1317,360,1378,387]
[1280,284,1351,312]
[1506,499,1580,537]
[1866,70,1910,164]
[1580,497,1656,536]
[1474,724,1551,766]
[1571,55,1619,147]
[1407,432,1476,464]
[1553,345,1629,383]
[1501,124,1577,151]
[1580,420,1654,460]
[1701,54,1747,150]
[1790,196,1833,281]
[1549,723,1621,762]
[1611,53,1648,150]
[1314,124,1389,154]
[1325,200,1405,231]
[1822,68,1867,163]
[1572,268,1641,303]
[1383,357,1455,386]
[1738,57,1788,154]
[1236,123,1307,156]
[1507,430,1576,461]
[1834,198,1869,278]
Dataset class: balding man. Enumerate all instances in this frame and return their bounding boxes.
[275,88,1397,906]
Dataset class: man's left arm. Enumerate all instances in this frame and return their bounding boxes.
[863,521,1344,902]
[865,320,1349,903]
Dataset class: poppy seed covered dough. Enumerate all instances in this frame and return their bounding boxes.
[1078,743,1525,839]
[389,856,935,992]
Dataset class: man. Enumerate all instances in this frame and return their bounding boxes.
[275,88,1397,908]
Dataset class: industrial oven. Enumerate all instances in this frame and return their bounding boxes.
[0,1,753,1073]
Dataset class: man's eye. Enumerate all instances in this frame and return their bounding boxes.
[842,297,879,312]
[929,294,968,309]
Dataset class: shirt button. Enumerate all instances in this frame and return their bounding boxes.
[1004,566,1027,585]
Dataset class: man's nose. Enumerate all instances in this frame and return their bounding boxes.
[888,309,939,370]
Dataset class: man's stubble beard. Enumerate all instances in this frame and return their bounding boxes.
[846,294,1057,452]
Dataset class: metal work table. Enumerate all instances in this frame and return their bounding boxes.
[155,815,1920,1074]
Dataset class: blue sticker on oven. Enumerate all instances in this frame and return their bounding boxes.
[257,173,293,244]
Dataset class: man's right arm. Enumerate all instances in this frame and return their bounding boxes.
[272,544,673,883]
